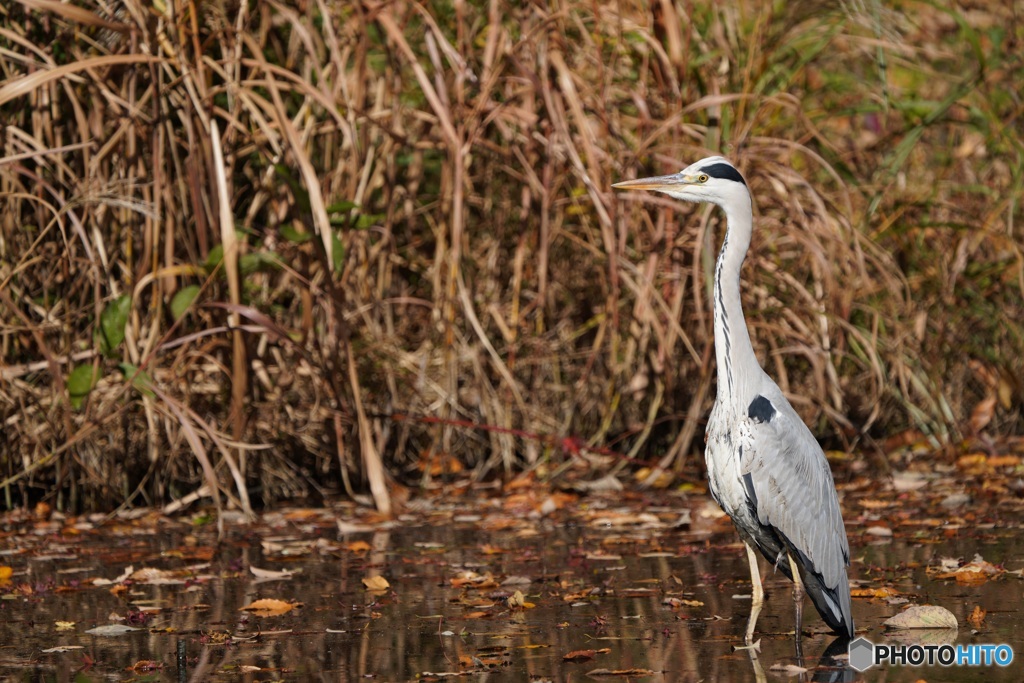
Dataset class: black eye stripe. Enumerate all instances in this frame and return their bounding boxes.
[699,162,746,186]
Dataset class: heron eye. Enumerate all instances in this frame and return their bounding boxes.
[698,174,709,183]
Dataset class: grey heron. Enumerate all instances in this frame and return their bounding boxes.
[613,157,854,646]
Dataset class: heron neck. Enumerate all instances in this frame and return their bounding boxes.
[712,196,759,401]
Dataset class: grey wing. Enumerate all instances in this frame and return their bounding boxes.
[739,401,850,591]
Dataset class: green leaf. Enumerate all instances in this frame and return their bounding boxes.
[280,223,314,244]
[354,213,385,230]
[67,364,102,410]
[118,363,155,399]
[192,512,215,527]
[203,244,224,272]
[98,295,131,357]
[240,251,281,275]
[202,231,249,274]
[170,285,200,321]
[332,231,345,271]
[326,200,358,213]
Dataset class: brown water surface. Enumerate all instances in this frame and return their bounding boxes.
[0,490,1021,681]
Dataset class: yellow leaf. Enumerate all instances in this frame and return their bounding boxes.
[850,586,900,599]
[362,575,390,591]
[238,598,298,616]
[507,590,534,610]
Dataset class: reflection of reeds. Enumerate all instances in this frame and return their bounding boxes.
[1,1,1021,512]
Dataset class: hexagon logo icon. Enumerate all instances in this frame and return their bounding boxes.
[848,637,875,672]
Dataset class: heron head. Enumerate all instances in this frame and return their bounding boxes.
[613,156,748,207]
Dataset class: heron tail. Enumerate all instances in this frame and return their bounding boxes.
[797,562,854,639]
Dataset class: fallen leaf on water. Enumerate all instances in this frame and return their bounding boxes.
[450,572,498,589]
[480,544,506,555]
[585,551,623,561]
[202,630,232,644]
[129,567,182,584]
[362,575,390,591]
[337,520,376,534]
[883,604,958,630]
[260,539,310,557]
[563,648,610,662]
[662,597,704,608]
[250,566,298,580]
[0,566,12,582]
[345,540,372,552]
[851,586,901,599]
[563,588,598,602]
[891,471,929,492]
[585,668,655,677]
[239,598,298,617]
[931,556,1002,584]
[506,589,535,610]
[967,605,986,628]
[84,624,141,636]
[588,512,662,528]
[953,569,992,584]
[54,621,75,631]
[859,498,896,509]
[126,660,163,673]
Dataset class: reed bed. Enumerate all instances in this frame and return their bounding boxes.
[0,0,1021,513]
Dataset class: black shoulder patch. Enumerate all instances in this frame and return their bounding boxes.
[748,395,776,423]
[700,162,746,186]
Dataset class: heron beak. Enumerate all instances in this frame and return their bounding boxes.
[612,173,696,192]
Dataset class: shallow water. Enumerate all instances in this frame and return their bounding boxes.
[0,491,1021,682]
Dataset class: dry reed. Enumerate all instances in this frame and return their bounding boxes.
[0,0,1021,513]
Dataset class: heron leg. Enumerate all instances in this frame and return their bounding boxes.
[745,647,768,683]
[787,553,804,662]
[744,542,764,646]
